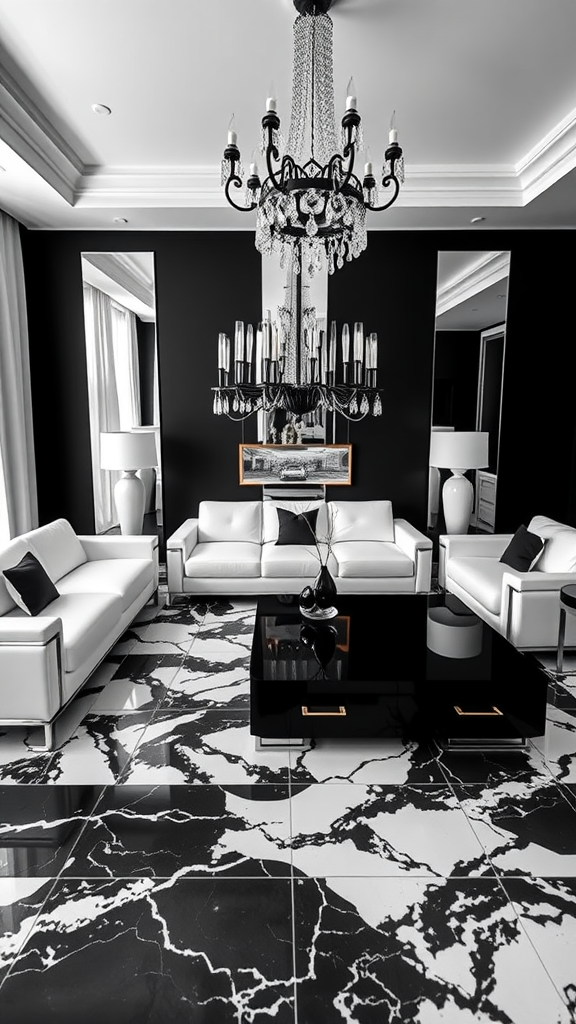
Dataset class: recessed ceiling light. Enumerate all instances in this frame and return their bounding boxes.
[470,216,485,224]
[471,307,479,312]
[92,103,112,116]
[113,217,128,224]
[496,293,505,298]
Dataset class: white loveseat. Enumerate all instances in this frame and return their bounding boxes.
[0,518,159,749]
[167,498,432,600]
[439,514,576,650]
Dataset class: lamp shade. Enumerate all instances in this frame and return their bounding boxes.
[429,431,489,470]
[100,431,158,471]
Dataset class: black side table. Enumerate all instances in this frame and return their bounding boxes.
[556,584,576,673]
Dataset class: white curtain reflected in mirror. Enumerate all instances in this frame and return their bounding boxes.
[81,252,162,534]
[429,251,510,533]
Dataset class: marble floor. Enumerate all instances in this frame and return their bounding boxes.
[0,589,575,1023]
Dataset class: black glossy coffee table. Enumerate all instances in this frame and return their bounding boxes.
[249,593,549,753]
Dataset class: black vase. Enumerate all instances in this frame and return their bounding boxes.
[313,564,337,610]
[312,623,338,670]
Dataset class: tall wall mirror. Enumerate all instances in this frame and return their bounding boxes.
[80,252,162,535]
[429,250,510,535]
[260,255,328,446]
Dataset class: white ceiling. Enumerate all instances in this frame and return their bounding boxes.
[1,0,576,233]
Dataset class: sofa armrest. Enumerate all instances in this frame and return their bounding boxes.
[503,570,576,593]
[0,615,62,644]
[166,519,199,595]
[438,533,513,589]
[394,520,433,593]
[78,535,159,562]
[167,519,198,559]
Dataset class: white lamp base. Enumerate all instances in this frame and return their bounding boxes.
[114,471,146,535]
[442,470,473,534]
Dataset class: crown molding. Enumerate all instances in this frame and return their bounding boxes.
[436,251,510,317]
[82,252,155,311]
[0,56,82,204]
[516,106,576,203]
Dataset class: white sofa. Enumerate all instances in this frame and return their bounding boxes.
[0,518,159,750]
[167,498,432,600]
[439,514,576,650]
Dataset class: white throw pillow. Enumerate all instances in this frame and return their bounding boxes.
[198,501,262,544]
[262,500,328,544]
[528,515,576,573]
[328,500,395,544]
[23,518,87,583]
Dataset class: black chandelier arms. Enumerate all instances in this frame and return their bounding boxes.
[212,383,382,422]
[221,100,404,220]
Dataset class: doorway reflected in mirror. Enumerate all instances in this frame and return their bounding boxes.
[429,251,510,537]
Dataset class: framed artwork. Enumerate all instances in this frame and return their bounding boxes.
[238,444,352,486]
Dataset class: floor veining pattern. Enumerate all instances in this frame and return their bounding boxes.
[0,592,575,1022]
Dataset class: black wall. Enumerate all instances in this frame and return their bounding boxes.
[19,227,576,549]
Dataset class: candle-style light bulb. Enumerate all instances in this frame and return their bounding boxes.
[246,324,254,363]
[364,146,373,176]
[389,110,398,144]
[346,76,357,111]
[227,113,237,145]
[341,323,350,363]
[249,148,259,176]
[266,80,277,112]
[329,321,337,375]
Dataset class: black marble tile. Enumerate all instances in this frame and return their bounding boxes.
[0,878,295,1023]
[0,786,103,878]
[61,784,291,879]
[289,737,447,785]
[293,876,567,1023]
[0,878,56,987]
[39,711,155,785]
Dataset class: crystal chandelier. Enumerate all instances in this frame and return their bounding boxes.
[220,0,404,277]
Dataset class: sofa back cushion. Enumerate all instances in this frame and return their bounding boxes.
[0,537,37,615]
[23,518,88,583]
[198,501,262,544]
[328,500,395,544]
[262,499,328,544]
[528,515,576,573]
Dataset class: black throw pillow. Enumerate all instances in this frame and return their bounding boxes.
[2,550,60,615]
[499,524,545,572]
[276,507,319,545]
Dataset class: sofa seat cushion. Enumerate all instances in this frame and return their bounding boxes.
[184,542,261,579]
[198,501,262,544]
[261,542,326,579]
[333,541,413,579]
[57,559,154,613]
[6,592,123,673]
[22,518,87,583]
[447,557,510,615]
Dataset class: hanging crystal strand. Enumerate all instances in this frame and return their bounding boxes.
[312,14,340,166]
[383,153,405,184]
[285,15,313,165]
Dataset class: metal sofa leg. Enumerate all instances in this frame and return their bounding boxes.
[28,720,54,753]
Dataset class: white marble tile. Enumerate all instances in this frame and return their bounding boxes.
[531,705,576,783]
[290,784,489,878]
[39,712,153,785]
[503,876,576,1020]
[289,736,446,784]
[163,657,249,710]
[89,656,182,713]
[119,710,290,785]
[454,779,576,877]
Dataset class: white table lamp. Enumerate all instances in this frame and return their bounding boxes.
[429,431,489,534]
[100,431,158,535]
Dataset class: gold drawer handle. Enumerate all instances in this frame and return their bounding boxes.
[302,706,347,717]
[454,705,503,717]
